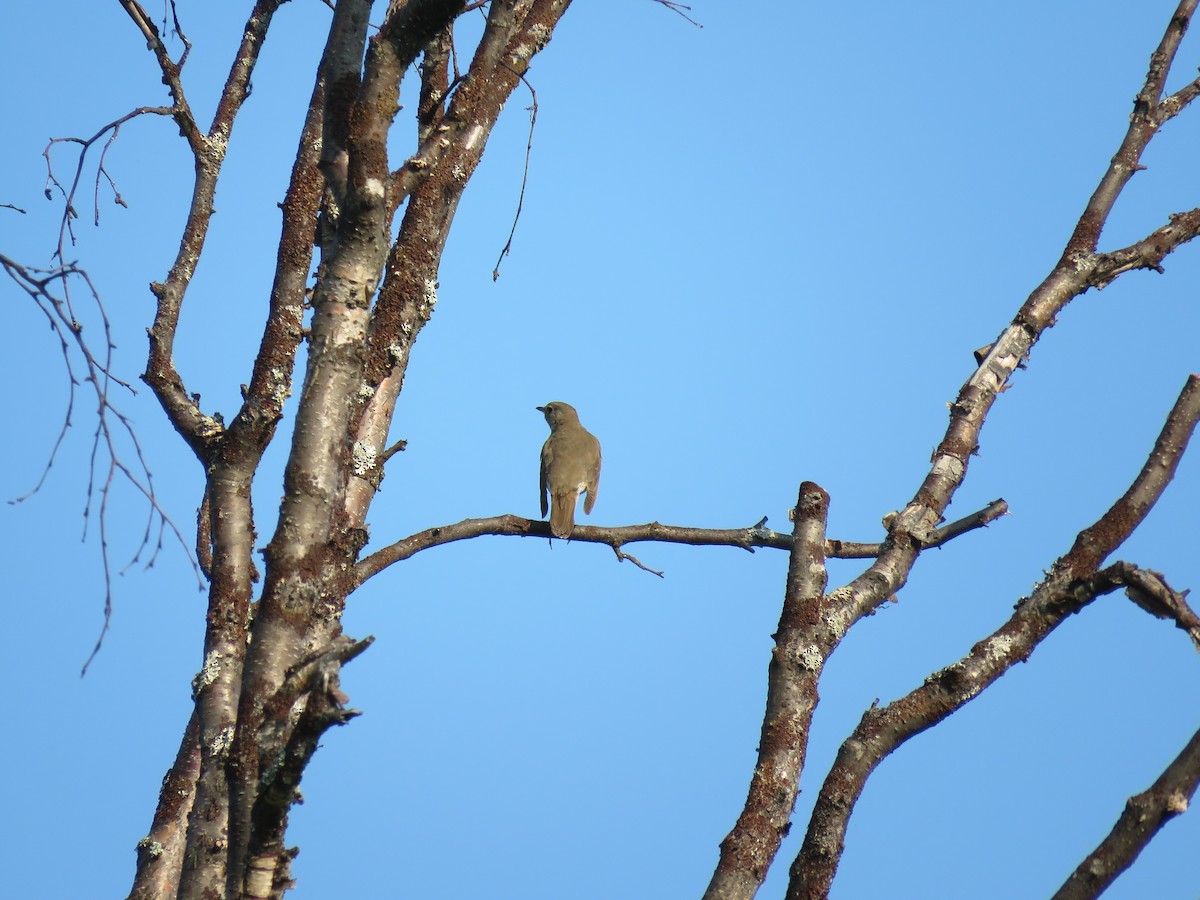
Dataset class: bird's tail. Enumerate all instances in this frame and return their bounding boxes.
[550,493,576,538]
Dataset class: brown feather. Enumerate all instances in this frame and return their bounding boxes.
[537,402,602,539]
[549,491,576,538]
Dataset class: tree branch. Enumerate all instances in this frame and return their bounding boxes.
[1059,373,1200,575]
[2,254,201,672]
[138,0,286,460]
[1120,565,1200,651]
[1064,0,1200,259]
[836,0,1200,632]
[241,636,374,898]
[1053,722,1200,900]
[177,63,327,900]
[349,499,1006,590]
[129,709,201,900]
[227,2,484,893]
[704,483,830,900]
[787,374,1200,899]
[116,0,204,149]
[117,4,302,897]
[346,0,574,527]
[1091,207,1200,288]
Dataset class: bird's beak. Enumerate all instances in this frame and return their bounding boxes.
[536,406,546,413]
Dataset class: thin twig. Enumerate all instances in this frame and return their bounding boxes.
[610,544,665,577]
[652,0,703,28]
[3,255,202,676]
[163,0,193,68]
[492,68,537,280]
[43,109,176,251]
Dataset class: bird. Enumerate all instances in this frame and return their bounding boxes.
[537,402,602,539]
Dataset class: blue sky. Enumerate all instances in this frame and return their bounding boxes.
[2,2,1199,898]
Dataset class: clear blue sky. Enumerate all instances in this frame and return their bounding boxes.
[3,2,1198,898]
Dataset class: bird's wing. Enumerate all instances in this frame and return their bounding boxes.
[539,441,551,517]
[582,434,601,514]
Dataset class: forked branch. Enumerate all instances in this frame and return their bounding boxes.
[1064,0,1200,258]
[787,375,1200,899]
[2,254,200,673]
[708,3,1200,895]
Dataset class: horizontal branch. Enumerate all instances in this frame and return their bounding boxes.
[350,499,1007,590]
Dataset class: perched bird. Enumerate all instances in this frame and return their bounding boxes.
[537,402,602,539]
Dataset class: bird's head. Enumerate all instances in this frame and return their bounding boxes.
[537,401,579,428]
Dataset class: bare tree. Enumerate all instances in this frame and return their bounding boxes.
[6,2,1200,899]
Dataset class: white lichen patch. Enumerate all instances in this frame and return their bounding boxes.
[210,726,235,758]
[351,441,377,476]
[192,650,223,697]
[980,633,1014,664]
[1064,248,1093,272]
[799,644,824,670]
[269,369,292,406]
[202,133,230,162]
[825,586,854,605]
[1166,790,1189,814]
[136,838,165,859]
[418,278,439,319]
[529,23,552,50]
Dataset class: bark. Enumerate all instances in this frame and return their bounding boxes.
[1053,722,1200,900]
[129,711,201,900]
[703,3,1200,896]
[784,371,1200,898]
[703,483,830,899]
[119,1,575,896]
